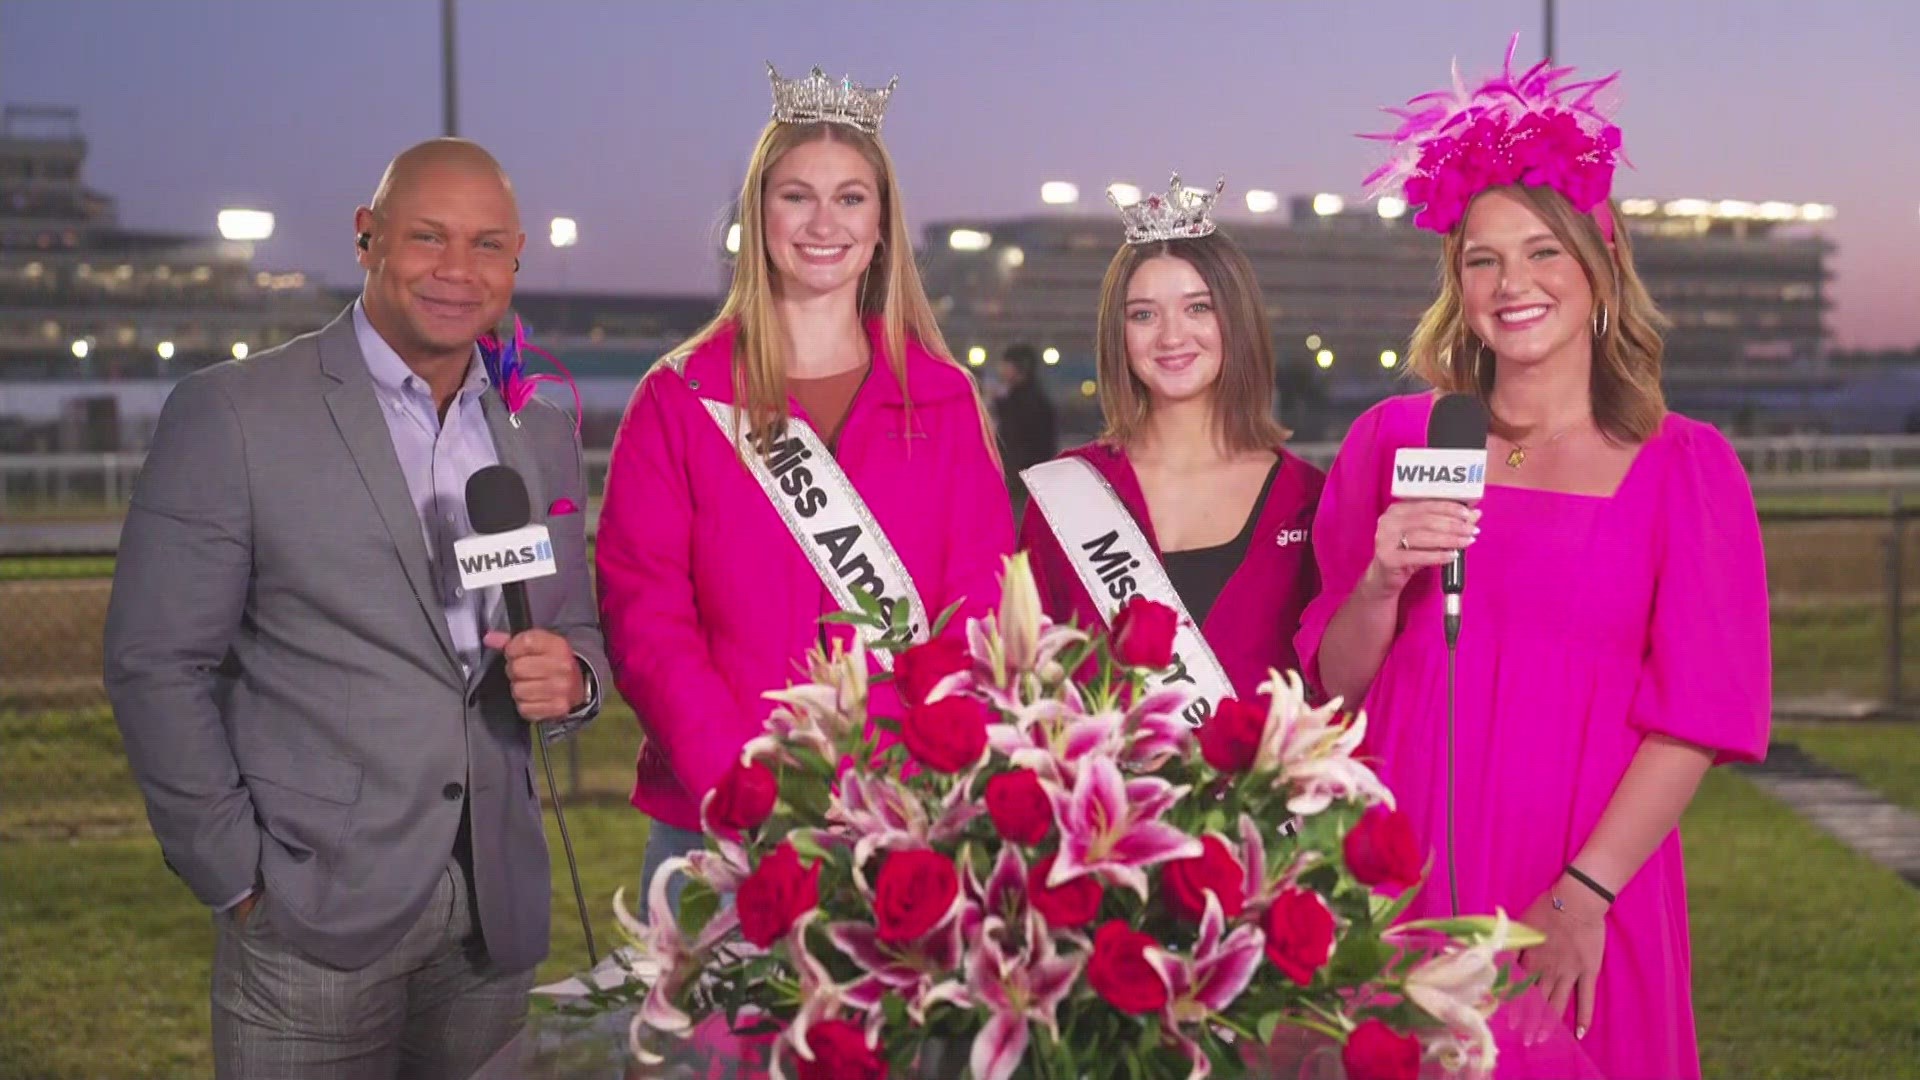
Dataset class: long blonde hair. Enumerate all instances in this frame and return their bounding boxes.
[674,120,970,451]
[1094,231,1292,452]
[1405,184,1668,444]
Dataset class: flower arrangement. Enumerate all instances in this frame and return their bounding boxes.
[600,554,1537,1080]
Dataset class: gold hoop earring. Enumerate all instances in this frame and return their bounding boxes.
[1472,340,1491,380]
[1593,302,1609,338]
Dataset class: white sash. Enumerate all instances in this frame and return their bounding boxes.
[692,394,927,672]
[1021,457,1234,726]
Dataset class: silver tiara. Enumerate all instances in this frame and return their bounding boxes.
[767,63,899,135]
[1110,173,1225,245]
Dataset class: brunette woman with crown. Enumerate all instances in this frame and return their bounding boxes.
[1297,37,1770,1078]
[1019,174,1324,726]
[595,65,1013,912]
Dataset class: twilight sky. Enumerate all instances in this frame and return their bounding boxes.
[5,0,1916,347]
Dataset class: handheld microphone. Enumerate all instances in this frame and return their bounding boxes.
[459,464,598,967]
[1428,394,1490,645]
[1388,394,1488,918]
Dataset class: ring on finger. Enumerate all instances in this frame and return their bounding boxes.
[1398,533,1410,551]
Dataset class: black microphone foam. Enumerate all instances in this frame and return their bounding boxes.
[1427,394,1487,605]
[466,464,531,535]
[1428,392,1490,450]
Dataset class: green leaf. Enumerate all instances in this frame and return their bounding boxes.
[850,586,886,618]
[678,879,719,940]
[1257,1011,1283,1045]
[1327,933,1389,986]
[930,598,965,637]
[1367,885,1421,927]
[786,829,829,864]
[1398,914,1545,949]
[819,610,874,627]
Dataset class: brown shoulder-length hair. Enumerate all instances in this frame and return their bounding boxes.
[1094,230,1291,451]
[668,120,986,454]
[1404,184,1669,445]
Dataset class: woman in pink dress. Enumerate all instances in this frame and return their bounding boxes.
[1018,174,1322,714]
[1298,39,1771,1079]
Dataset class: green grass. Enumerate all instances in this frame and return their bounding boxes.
[1777,721,1920,814]
[4,706,1920,1078]
[1755,492,1914,517]
[0,556,117,581]
[1687,769,1920,1079]
[1771,605,1920,698]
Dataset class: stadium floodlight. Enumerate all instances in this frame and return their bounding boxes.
[217,209,275,242]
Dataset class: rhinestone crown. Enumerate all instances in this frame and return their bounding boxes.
[1110,173,1225,245]
[767,63,898,135]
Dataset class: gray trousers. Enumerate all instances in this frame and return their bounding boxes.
[212,860,536,1080]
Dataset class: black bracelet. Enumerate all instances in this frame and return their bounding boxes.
[1564,864,1616,905]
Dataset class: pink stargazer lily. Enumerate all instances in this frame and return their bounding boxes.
[1119,685,1199,770]
[1233,812,1324,915]
[969,554,1088,709]
[1143,893,1268,1080]
[612,857,743,1063]
[828,771,984,873]
[1251,670,1394,815]
[1393,909,1522,1077]
[746,638,871,763]
[965,909,1086,1080]
[772,912,889,1080]
[826,896,969,1024]
[1046,756,1202,899]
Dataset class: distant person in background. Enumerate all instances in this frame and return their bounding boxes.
[104,138,606,1078]
[1019,173,1324,722]
[1300,38,1770,1078]
[993,342,1058,502]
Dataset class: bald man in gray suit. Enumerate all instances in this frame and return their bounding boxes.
[104,139,608,1079]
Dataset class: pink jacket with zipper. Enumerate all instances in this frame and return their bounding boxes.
[596,320,1015,830]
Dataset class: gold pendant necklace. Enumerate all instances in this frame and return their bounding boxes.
[1504,422,1583,470]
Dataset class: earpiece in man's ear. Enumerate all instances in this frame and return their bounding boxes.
[356,233,371,251]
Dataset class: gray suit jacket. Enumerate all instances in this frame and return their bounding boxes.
[104,306,608,973]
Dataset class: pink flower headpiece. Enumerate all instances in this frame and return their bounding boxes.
[1361,33,1627,240]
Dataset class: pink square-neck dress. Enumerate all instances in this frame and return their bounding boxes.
[1296,392,1772,1080]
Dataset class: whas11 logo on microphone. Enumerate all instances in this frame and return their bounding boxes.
[1390,448,1488,501]
[454,524,557,589]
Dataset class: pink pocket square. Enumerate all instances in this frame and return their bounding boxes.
[548,497,581,516]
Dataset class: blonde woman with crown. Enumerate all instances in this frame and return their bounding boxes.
[1019,175,1326,723]
[595,66,1013,911]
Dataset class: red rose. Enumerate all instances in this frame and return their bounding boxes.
[1110,596,1178,669]
[1344,807,1424,892]
[985,769,1053,845]
[795,1018,888,1080]
[736,842,819,948]
[873,849,960,945]
[1161,835,1246,922]
[896,638,971,707]
[1341,1019,1421,1080]
[900,695,989,774]
[1086,920,1169,1015]
[1026,852,1103,929]
[1263,887,1337,985]
[705,758,777,833]
[1197,695,1268,773]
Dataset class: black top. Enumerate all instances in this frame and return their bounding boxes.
[1161,460,1281,627]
